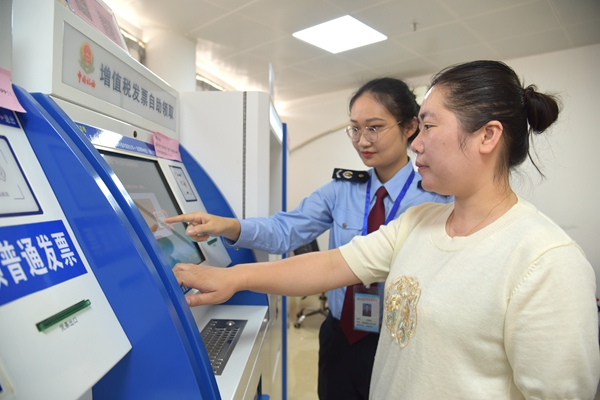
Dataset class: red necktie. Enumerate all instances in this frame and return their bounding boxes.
[340,186,388,344]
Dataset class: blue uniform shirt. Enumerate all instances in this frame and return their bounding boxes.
[226,161,452,319]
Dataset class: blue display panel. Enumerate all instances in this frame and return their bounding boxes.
[77,122,156,155]
[0,108,19,128]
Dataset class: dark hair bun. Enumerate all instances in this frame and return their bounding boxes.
[523,84,560,134]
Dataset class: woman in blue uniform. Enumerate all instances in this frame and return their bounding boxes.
[165,77,451,400]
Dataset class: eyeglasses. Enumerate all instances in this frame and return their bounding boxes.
[345,121,401,143]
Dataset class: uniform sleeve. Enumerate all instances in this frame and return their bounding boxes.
[227,181,338,254]
[505,244,600,399]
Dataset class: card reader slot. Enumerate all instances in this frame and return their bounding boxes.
[36,299,91,332]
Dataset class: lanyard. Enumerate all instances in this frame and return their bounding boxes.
[362,169,415,236]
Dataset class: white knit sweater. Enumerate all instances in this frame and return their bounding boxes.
[340,198,600,399]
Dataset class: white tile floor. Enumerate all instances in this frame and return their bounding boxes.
[286,295,327,400]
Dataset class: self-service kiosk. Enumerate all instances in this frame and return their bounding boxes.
[33,94,271,400]
[9,0,281,399]
[3,83,222,400]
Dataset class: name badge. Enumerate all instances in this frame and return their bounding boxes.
[352,284,380,333]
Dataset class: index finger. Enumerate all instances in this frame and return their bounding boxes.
[164,213,196,224]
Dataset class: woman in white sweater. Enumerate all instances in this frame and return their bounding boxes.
[174,60,600,399]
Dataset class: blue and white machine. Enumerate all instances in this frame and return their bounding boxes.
[2,83,222,400]
[0,98,131,400]
[6,0,283,399]
[32,90,271,400]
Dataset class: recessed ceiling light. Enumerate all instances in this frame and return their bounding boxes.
[292,15,387,54]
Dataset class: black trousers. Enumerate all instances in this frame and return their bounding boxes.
[318,313,379,400]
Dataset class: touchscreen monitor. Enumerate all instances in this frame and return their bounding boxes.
[101,151,205,268]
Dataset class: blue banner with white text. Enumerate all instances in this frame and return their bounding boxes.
[0,220,87,306]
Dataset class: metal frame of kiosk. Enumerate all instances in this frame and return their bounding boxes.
[11,1,278,399]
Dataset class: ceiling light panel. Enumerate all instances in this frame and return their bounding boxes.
[292,15,387,54]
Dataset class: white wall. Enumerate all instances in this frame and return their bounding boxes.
[278,88,358,250]
[279,43,600,294]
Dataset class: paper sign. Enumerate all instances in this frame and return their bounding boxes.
[152,131,181,162]
[67,0,127,50]
[0,69,26,113]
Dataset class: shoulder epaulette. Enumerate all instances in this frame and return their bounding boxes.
[332,168,370,183]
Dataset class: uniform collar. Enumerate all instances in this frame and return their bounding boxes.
[368,159,415,202]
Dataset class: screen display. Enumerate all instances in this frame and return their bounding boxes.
[101,151,205,268]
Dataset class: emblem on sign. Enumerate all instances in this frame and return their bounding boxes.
[79,42,95,74]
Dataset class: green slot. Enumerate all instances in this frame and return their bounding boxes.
[36,299,91,332]
[207,238,218,245]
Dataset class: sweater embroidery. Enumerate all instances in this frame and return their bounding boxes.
[385,275,421,347]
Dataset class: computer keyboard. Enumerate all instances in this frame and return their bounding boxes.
[200,319,247,375]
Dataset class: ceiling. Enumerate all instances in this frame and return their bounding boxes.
[104,0,600,104]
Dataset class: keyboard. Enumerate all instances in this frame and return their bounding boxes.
[200,319,247,375]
